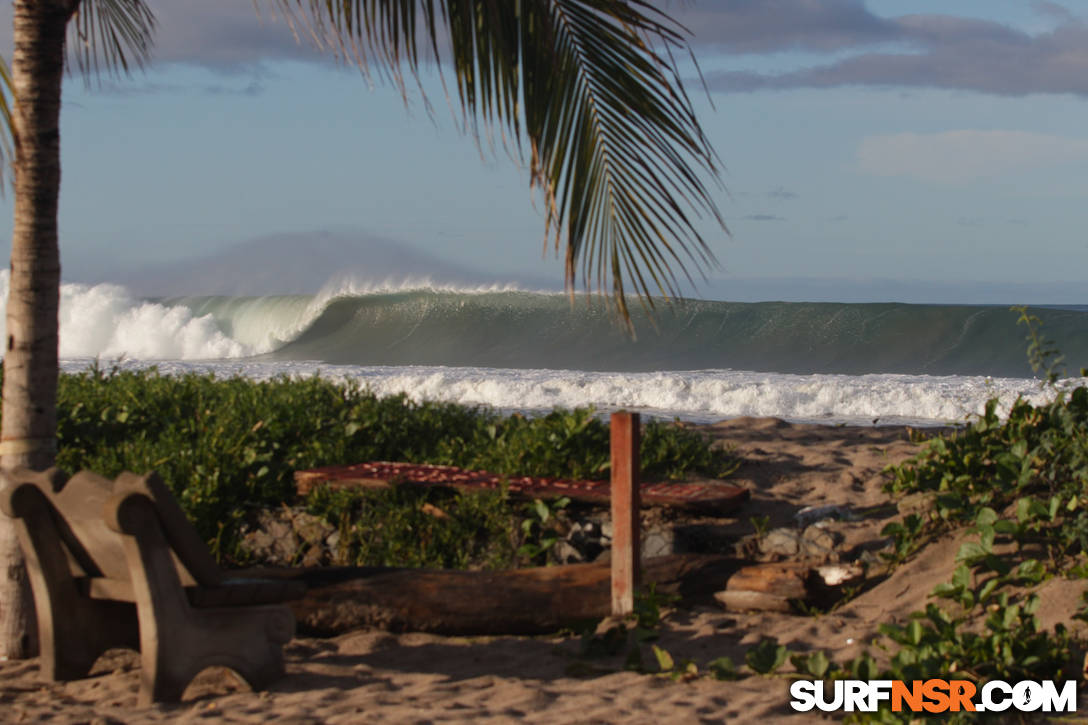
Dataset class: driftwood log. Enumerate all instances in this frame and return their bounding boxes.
[714,563,865,613]
[249,554,749,636]
[244,558,866,636]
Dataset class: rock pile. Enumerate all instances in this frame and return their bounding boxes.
[237,500,886,617]
[239,508,341,567]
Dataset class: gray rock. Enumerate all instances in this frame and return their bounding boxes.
[566,522,588,548]
[600,519,614,540]
[854,549,883,567]
[553,540,585,565]
[641,526,678,558]
[241,527,298,565]
[240,507,338,566]
[300,546,325,568]
[760,528,801,557]
[293,511,335,546]
[799,525,840,560]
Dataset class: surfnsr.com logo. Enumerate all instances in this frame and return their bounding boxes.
[789,679,1078,714]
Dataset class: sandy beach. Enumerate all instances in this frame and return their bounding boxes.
[2,417,1085,723]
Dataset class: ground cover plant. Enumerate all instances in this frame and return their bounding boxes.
[722,384,1088,722]
[713,318,1088,721]
[27,365,735,566]
[597,380,1088,721]
[595,318,1088,721]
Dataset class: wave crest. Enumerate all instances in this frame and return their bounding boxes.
[3,273,1087,378]
[0,271,248,360]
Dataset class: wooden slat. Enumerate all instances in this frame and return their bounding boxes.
[295,461,748,514]
[610,411,640,616]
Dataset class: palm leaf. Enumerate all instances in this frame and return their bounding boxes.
[0,57,14,192]
[69,0,156,78]
[272,1,725,326]
[0,1,155,188]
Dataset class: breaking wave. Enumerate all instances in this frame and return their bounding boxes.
[7,272,1088,423]
[4,272,1086,377]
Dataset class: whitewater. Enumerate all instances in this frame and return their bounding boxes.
[4,271,1085,427]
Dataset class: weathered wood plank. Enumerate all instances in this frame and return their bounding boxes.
[610,411,640,616]
[295,461,748,514]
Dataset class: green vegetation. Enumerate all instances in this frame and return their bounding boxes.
[722,317,1088,722]
[304,484,519,570]
[837,381,1087,721]
[604,380,1088,718]
[576,585,683,675]
[612,316,1088,721]
[42,365,735,565]
[40,312,1088,716]
[517,496,572,566]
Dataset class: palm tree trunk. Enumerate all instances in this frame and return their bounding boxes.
[0,0,76,660]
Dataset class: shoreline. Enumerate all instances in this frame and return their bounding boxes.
[58,357,1069,428]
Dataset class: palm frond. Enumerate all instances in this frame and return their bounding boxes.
[0,57,14,192]
[0,2,155,194]
[271,0,725,326]
[69,0,156,79]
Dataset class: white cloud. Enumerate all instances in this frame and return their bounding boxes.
[857,130,1088,184]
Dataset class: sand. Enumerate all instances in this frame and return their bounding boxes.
[2,417,1085,723]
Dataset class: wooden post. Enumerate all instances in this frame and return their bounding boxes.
[610,411,640,616]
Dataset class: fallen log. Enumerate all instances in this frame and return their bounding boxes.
[245,554,748,636]
[714,564,807,613]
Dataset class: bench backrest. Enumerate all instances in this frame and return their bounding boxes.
[2,468,223,588]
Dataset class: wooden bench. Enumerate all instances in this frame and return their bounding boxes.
[0,468,306,704]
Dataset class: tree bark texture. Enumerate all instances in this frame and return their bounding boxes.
[249,554,749,636]
[0,0,77,660]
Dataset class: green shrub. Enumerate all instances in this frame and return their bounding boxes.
[34,366,733,564]
[752,382,1088,723]
[305,484,518,570]
[885,387,1088,560]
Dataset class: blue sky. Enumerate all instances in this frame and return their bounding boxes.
[1,0,1086,302]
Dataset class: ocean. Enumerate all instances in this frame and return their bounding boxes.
[11,273,1086,427]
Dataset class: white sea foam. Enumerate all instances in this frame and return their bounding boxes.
[176,295,319,354]
[57,358,1071,426]
[313,275,532,301]
[0,271,249,360]
[2,271,1075,425]
[0,273,552,361]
